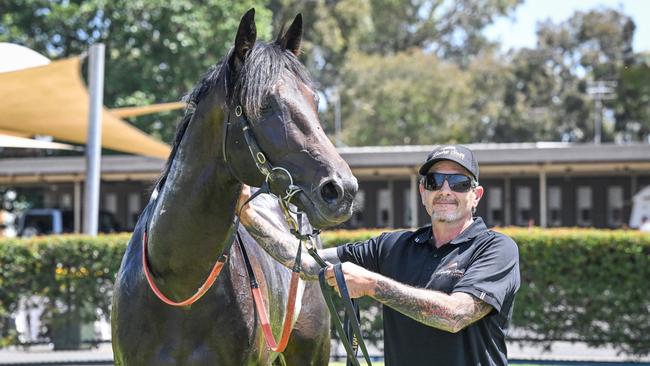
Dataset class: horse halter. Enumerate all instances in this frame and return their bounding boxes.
[223,104,302,203]
[222,103,321,243]
[223,104,371,366]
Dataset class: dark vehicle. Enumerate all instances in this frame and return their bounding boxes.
[17,209,121,237]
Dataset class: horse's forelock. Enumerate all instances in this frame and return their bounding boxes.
[233,42,315,119]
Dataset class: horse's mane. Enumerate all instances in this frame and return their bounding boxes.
[153,40,315,192]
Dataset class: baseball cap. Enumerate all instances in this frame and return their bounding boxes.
[418,145,479,181]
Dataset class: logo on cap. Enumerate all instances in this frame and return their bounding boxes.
[432,146,465,161]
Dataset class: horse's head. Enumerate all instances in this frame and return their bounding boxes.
[224,9,357,229]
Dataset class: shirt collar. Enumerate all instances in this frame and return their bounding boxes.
[412,217,487,246]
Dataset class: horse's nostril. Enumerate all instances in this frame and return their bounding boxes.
[320,180,342,205]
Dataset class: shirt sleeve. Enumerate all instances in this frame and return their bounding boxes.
[336,233,388,273]
[452,233,520,313]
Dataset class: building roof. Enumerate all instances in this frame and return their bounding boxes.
[339,142,650,167]
[1,142,649,183]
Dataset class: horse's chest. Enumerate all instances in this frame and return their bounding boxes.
[115,271,269,365]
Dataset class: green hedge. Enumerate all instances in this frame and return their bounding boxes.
[1,229,649,355]
[500,227,650,356]
[0,234,129,347]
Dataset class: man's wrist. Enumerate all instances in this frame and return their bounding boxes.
[365,271,380,298]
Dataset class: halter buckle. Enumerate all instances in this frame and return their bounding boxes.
[235,105,243,117]
[256,152,267,164]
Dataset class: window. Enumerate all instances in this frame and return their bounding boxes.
[576,186,593,227]
[487,187,503,227]
[60,193,72,209]
[127,193,141,229]
[547,186,562,227]
[607,186,624,227]
[377,189,392,227]
[104,193,118,214]
[515,187,532,226]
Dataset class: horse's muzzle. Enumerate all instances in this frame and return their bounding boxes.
[296,176,358,228]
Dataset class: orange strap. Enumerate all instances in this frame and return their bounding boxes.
[142,230,228,307]
[142,225,301,352]
[250,271,301,352]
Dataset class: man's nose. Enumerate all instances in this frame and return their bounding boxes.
[439,180,453,192]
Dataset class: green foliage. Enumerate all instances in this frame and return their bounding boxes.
[325,227,650,356]
[0,234,130,346]
[506,8,637,143]
[340,50,475,145]
[2,228,649,355]
[616,57,650,140]
[500,227,650,356]
[1,2,649,144]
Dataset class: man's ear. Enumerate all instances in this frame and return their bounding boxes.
[473,185,484,209]
[419,181,426,205]
[279,13,302,56]
[230,8,257,71]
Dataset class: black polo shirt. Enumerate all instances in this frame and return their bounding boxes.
[336,217,520,366]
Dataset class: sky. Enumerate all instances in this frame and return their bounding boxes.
[484,0,650,53]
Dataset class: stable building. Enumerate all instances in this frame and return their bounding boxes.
[1,142,649,231]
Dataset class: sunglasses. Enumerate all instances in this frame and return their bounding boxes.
[422,173,476,193]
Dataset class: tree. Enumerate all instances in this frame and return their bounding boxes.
[339,50,477,145]
[266,0,522,140]
[616,54,650,142]
[0,0,272,143]
[521,8,636,142]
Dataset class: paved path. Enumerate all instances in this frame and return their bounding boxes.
[1,341,650,365]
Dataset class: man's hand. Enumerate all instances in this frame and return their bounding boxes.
[237,184,255,225]
[324,262,378,298]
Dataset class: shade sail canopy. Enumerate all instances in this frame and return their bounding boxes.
[110,102,184,118]
[0,43,50,72]
[0,134,77,150]
[0,55,172,159]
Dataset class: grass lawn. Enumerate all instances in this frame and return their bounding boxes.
[329,363,556,366]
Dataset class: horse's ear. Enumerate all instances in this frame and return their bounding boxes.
[231,8,257,70]
[280,13,302,56]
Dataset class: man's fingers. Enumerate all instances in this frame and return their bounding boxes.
[324,265,340,295]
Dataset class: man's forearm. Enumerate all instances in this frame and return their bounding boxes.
[371,276,492,333]
[242,211,339,280]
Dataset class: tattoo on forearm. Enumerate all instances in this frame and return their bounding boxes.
[373,277,493,333]
[244,216,329,280]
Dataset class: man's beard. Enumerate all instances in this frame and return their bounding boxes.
[431,209,464,223]
[431,196,465,223]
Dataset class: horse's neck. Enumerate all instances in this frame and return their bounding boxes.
[146,95,239,297]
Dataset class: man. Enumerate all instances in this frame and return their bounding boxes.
[239,144,520,365]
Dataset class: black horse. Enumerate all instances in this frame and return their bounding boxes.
[111,9,358,365]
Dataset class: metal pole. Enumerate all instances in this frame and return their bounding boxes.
[410,173,419,228]
[539,168,547,228]
[387,179,394,228]
[74,180,81,233]
[504,176,511,226]
[83,43,105,235]
[594,99,602,144]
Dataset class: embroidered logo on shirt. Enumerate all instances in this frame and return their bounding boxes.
[434,262,465,278]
